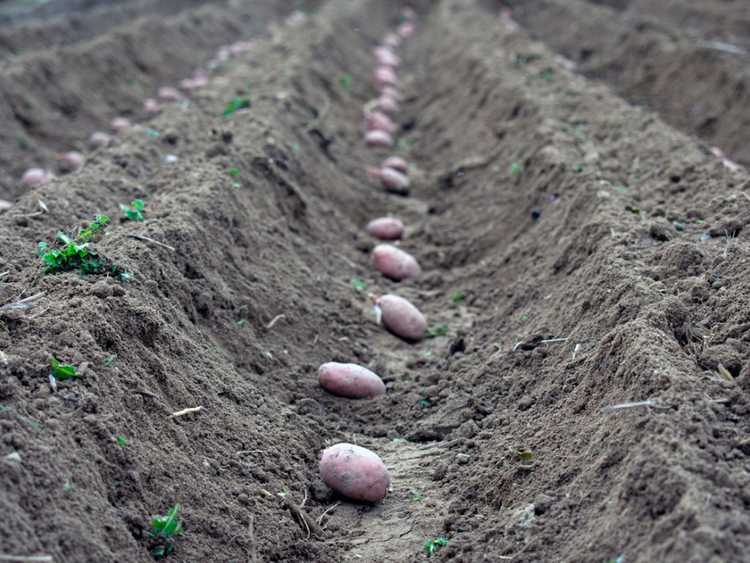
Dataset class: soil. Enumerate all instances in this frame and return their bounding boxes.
[1,0,750,562]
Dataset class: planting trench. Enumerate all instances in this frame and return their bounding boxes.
[1,0,750,562]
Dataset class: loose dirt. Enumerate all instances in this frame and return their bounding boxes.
[1,1,749,562]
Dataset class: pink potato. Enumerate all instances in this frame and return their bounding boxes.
[383,33,401,49]
[374,47,400,68]
[376,294,426,341]
[158,86,181,102]
[143,98,161,114]
[374,67,398,89]
[367,166,409,195]
[111,117,131,134]
[372,244,420,281]
[382,156,409,174]
[382,86,402,101]
[376,96,399,114]
[318,362,386,399]
[398,22,415,38]
[89,131,112,148]
[21,168,50,187]
[365,111,397,134]
[366,217,404,240]
[365,130,394,148]
[319,443,390,502]
[57,151,83,173]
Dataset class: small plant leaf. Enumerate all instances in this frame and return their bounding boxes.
[510,162,523,176]
[116,435,127,447]
[223,97,251,117]
[426,324,449,338]
[351,276,367,292]
[424,537,449,556]
[450,290,465,304]
[338,73,353,92]
[50,357,78,380]
[227,167,241,178]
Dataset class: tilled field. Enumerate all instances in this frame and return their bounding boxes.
[1,1,749,562]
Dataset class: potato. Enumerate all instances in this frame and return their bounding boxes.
[366,217,404,240]
[372,244,420,281]
[365,130,394,148]
[318,362,386,399]
[376,294,426,341]
[158,86,181,102]
[382,156,409,174]
[111,117,131,134]
[365,110,397,134]
[20,168,50,188]
[376,96,399,114]
[89,131,112,148]
[319,443,390,502]
[57,151,83,173]
[383,33,401,49]
[367,166,410,194]
[382,86,402,101]
[374,66,398,89]
[374,47,400,68]
[398,22,415,38]
[143,98,161,114]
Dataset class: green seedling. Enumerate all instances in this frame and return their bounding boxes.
[227,167,241,178]
[573,163,585,173]
[223,97,251,117]
[426,324,449,338]
[417,398,432,409]
[103,355,117,367]
[338,73,353,93]
[410,490,424,502]
[116,435,127,447]
[63,479,73,493]
[539,68,555,82]
[513,52,543,66]
[149,504,183,559]
[450,290,465,304]
[38,215,127,279]
[519,313,529,322]
[351,276,367,292]
[424,537,449,557]
[50,357,78,381]
[120,199,145,222]
[144,128,160,138]
[510,162,523,176]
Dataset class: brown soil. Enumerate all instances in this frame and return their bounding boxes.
[0,0,320,201]
[1,0,750,562]
[501,0,750,167]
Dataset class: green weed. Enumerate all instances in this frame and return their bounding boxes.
[50,357,78,381]
[450,290,465,304]
[338,73,353,93]
[426,324,449,338]
[38,215,127,279]
[510,162,523,176]
[223,97,251,117]
[120,199,145,222]
[424,537,448,557]
[149,504,183,559]
[351,277,367,292]
[116,435,127,447]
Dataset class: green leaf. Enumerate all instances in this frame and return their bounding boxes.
[151,504,183,538]
[223,97,251,117]
[426,324,449,338]
[227,167,241,178]
[450,290,465,304]
[351,276,367,292]
[116,435,127,447]
[424,537,449,556]
[50,357,78,380]
[103,355,117,367]
[132,199,145,212]
[510,162,523,176]
[338,73,353,92]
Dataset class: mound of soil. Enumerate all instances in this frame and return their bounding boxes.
[501,0,750,167]
[1,0,749,562]
[0,0,321,201]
